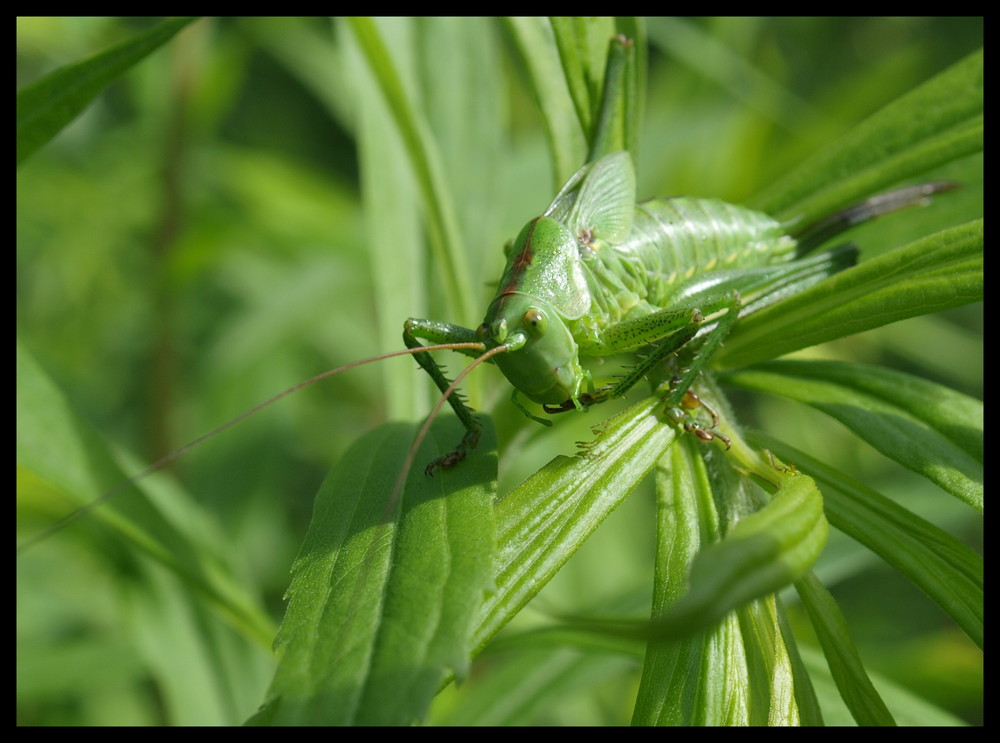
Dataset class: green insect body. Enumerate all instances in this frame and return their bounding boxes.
[405,151,861,471]
[488,155,795,388]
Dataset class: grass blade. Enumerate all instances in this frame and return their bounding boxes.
[17,17,198,166]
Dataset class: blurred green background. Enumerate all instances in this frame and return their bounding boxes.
[17,18,981,725]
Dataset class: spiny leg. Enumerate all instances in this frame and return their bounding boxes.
[543,305,707,413]
[545,292,742,446]
[658,293,742,447]
[403,318,484,473]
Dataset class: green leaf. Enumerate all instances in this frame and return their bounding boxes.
[549,17,617,138]
[795,573,896,726]
[722,361,983,510]
[797,645,968,726]
[434,644,635,726]
[504,18,589,185]
[534,18,644,172]
[647,18,827,137]
[655,468,827,640]
[752,48,983,223]
[627,435,825,725]
[17,17,198,166]
[16,340,275,648]
[345,17,474,323]
[718,220,983,368]
[250,418,497,726]
[634,436,730,724]
[474,396,675,650]
[754,433,983,650]
[569,460,827,645]
[341,18,426,420]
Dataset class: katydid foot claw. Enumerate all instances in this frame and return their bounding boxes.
[684,420,731,450]
[666,390,731,450]
[543,389,611,414]
[424,428,481,476]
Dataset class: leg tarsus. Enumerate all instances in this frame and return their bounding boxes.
[542,387,611,414]
[424,427,481,476]
[666,402,731,450]
[685,421,731,450]
[681,388,720,428]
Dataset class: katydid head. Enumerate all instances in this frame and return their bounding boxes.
[477,292,586,407]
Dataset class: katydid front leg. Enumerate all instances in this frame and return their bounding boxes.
[403,318,486,474]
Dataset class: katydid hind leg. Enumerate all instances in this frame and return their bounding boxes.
[541,307,705,414]
[542,293,742,449]
[655,292,742,446]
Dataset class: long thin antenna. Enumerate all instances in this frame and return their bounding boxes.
[17,342,486,554]
[380,342,511,557]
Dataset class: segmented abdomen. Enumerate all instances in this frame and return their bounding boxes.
[567,197,797,347]
[620,197,794,306]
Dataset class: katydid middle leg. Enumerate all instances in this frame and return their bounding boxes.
[545,292,742,446]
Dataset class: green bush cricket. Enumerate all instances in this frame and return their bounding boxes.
[401,150,955,474]
[17,37,954,552]
[17,20,981,726]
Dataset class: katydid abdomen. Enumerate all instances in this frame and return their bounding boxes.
[562,196,794,349]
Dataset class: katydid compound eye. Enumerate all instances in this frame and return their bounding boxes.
[523,308,547,336]
[476,323,489,340]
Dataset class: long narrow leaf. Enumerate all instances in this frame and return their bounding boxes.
[718,220,983,368]
[568,463,827,647]
[345,18,474,322]
[16,341,275,647]
[17,17,198,166]
[504,18,588,185]
[474,396,676,651]
[633,439,755,725]
[342,22,425,420]
[251,419,497,726]
[549,17,616,137]
[723,361,983,510]
[752,48,983,223]
[737,598,801,725]
[649,470,827,640]
[753,432,983,649]
[795,573,896,726]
